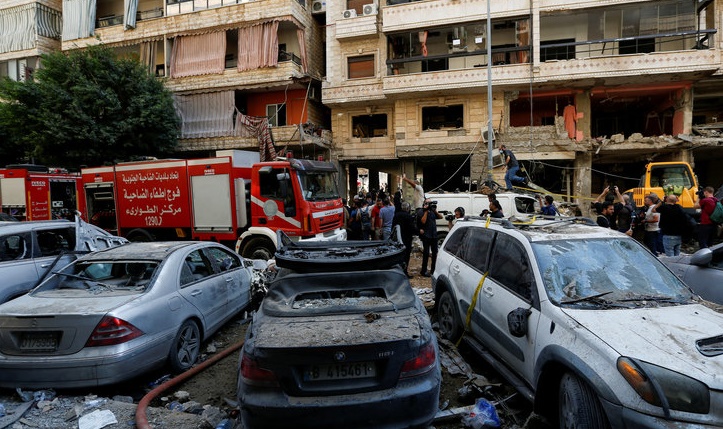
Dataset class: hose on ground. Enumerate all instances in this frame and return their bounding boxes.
[135,324,248,429]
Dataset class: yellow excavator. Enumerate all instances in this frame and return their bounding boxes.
[625,162,699,213]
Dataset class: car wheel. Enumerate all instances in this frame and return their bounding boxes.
[437,291,462,341]
[242,238,275,260]
[169,320,201,373]
[126,228,154,242]
[559,373,609,429]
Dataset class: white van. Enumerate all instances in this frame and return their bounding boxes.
[424,191,538,244]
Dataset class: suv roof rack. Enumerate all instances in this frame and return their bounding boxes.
[462,215,597,231]
[275,227,406,272]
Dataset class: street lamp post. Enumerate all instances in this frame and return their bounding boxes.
[486,0,494,183]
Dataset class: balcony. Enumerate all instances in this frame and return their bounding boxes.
[165,60,306,92]
[335,13,378,40]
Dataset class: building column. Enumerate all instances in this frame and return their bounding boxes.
[348,164,359,198]
[575,91,591,142]
[574,152,592,217]
[368,167,380,193]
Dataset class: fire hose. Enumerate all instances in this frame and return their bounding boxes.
[135,338,246,429]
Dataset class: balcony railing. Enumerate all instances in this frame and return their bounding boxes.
[97,15,123,27]
[278,51,302,66]
[137,8,164,20]
[540,29,716,61]
[386,29,716,75]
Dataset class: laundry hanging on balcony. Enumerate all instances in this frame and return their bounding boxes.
[235,110,278,162]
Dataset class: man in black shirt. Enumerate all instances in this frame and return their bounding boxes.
[499,144,526,190]
[654,195,688,256]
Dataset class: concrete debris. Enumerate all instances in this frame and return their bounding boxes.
[111,395,133,404]
[437,339,474,376]
[0,401,33,429]
[77,409,117,429]
[174,391,191,402]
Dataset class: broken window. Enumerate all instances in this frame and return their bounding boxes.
[352,114,388,138]
[540,0,702,60]
[266,103,287,127]
[422,105,463,130]
[348,55,374,79]
[387,19,529,75]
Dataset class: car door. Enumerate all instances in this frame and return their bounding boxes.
[680,246,723,304]
[0,231,37,303]
[478,233,540,382]
[203,246,251,313]
[178,248,229,333]
[447,226,496,342]
[31,226,77,286]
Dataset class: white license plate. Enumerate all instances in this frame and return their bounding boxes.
[19,332,59,351]
[304,362,376,381]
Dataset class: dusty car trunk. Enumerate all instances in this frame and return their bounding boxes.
[247,267,429,396]
[248,311,426,396]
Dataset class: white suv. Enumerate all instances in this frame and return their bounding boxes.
[433,216,723,428]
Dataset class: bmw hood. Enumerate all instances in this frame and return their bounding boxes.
[563,304,723,387]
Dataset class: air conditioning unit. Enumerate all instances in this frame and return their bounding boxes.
[311,0,325,14]
[342,9,357,18]
[362,4,377,15]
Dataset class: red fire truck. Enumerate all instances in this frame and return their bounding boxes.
[80,150,347,259]
[0,165,85,221]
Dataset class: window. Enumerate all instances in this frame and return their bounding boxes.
[348,55,375,79]
[205,247,241,272]
[540,39,576,62]
[36,228,74,257]
[0,234,30,261]
[181,250,213,286]
[443,227,468,257]
[352,114,388,138]
[259,168,294,205]
[422,105,463,130]
[489,234,534,301]
[459,228,494,272]
[266,104,286,127]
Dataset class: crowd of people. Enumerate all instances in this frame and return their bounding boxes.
[342,169,720,278]
[591,185,721,256]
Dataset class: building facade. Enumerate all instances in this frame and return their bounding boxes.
[0,0,63,82]
[324,0,723,203]
[0,0,333,161]
[2,0,721,202]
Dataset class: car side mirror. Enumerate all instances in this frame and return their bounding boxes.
[507,307,531,338]
[690,248,713,266]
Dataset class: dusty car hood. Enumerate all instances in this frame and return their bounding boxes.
[563,304,723,387]
[253,313,424,349]
[0,293,139,316]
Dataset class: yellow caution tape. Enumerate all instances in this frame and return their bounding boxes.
[457,271,489,347]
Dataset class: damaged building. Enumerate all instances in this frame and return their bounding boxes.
[1,0,722,202]
[324,0,723,201]
[1,0,333,161]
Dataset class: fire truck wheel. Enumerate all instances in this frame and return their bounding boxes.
[126,229,154,242]
[242,238,275,261]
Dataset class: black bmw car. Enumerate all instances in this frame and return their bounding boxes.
[238,230,441,429]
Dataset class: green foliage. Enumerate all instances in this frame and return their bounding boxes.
[0,45,179,168]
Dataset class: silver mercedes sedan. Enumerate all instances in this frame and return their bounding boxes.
[0,241,253,388]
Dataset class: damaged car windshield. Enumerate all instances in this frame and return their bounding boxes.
[37,261,158,294]
[532,238,694,307]
[297,171,340,201]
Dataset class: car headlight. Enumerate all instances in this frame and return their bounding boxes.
[617,357,709,414]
